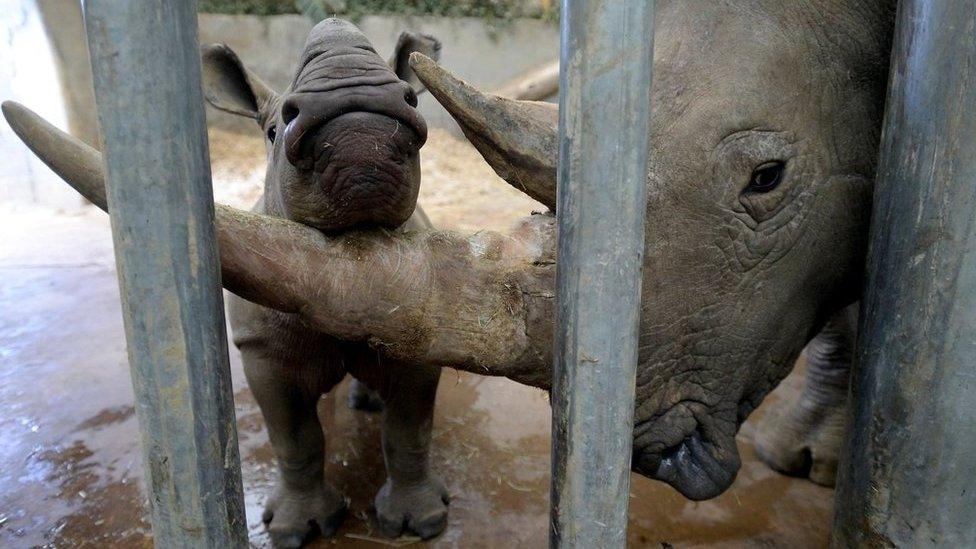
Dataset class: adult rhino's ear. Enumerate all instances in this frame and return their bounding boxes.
[388,31,441,95]
[201,43,277,120]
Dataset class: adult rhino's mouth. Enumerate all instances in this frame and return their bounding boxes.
[634,431,737,500]
[632,405,741,500]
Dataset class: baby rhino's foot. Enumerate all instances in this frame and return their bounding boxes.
[262,482,348,548]
[374,478,450,539]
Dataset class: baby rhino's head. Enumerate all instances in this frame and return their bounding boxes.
[203,18,439,231]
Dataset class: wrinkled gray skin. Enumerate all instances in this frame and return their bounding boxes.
[611,0,891,497]
[3,0,894,518]
[203,20,449,546]
[401,0,890,499]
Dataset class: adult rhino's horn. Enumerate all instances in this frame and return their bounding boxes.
[1,99,306,313]
[2,101,107,208]
[410,53,558,211]
[2,100,556,389]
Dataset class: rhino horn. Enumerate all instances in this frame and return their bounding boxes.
[2,100,302,312]
[1,100,556,388]
[409,53,558,211]
[2,101,107,207]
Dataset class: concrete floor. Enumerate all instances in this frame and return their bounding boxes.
[0,208,835,547]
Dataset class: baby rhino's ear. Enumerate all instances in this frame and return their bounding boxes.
[388,31,442,95]
[200,43,278,120]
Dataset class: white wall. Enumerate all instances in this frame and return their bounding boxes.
[198,13,560,135]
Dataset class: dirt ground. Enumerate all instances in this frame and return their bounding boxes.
[0,128,834,548]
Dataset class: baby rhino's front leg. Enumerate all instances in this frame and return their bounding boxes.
[239,341,347,548]
[368,363,449,539]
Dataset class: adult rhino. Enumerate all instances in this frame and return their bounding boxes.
[3,0,892,522]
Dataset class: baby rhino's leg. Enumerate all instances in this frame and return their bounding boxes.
[242,345,347,548]
[366,362,449,539]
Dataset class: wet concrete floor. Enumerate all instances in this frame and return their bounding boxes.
[0,209,835,548]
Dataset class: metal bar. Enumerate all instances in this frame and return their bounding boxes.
[550,1,655,547]
[84,1,247,546]
[831,0,976,546]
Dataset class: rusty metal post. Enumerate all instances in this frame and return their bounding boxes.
[84,1,247,546]
[550,1,655,547]
[831,0,976,546]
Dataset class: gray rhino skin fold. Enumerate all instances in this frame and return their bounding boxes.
[3,0,894,516]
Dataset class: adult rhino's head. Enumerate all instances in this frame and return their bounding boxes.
[202,18,438,231]
[2,0,897,506]
[410,0,894,499]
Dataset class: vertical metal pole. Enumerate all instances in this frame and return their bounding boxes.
[832,0,976,546]
[550,1,655,547]
[84,1,247,546]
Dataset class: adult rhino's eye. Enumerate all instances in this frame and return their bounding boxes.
[266,125,277,144]
[746,161,785,193]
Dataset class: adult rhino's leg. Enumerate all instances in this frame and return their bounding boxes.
[370,362,449,539]
[754,305,856,486]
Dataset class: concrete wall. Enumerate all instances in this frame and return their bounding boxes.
[1,9,558,208]
[199,13,560,135]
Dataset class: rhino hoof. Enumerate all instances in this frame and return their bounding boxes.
[374,478,450,539]
[754,396,845,487]
[263,483,348,547]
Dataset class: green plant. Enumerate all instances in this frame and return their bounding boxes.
[299,0,531,23]
[198,0,299,15]
[198,0,559,23]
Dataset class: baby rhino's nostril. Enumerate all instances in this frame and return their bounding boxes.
[280,97,318,169]
[281,100,300,126]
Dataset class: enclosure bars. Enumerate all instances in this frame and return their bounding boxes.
[84,1,248,546]
[550,1,656,547]
[831,0,976,546]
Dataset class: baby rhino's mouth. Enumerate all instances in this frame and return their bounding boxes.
[290,112,422,232]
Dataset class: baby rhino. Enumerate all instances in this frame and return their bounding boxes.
[202,19,446,546]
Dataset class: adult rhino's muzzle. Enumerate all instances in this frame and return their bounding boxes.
[633,432,739,501]
[631,402,742,500]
